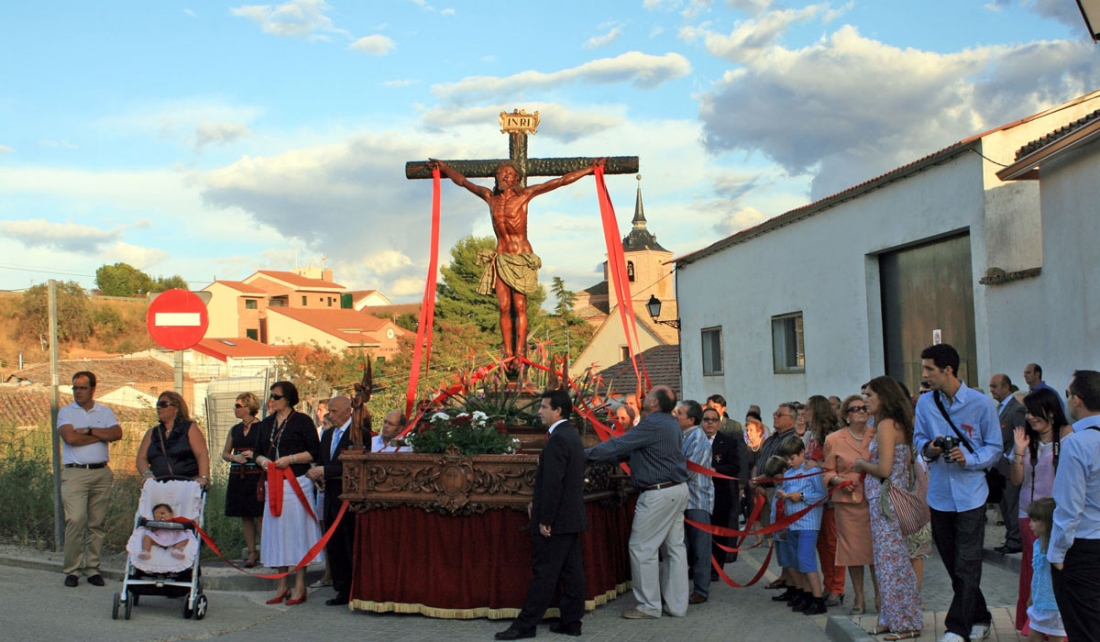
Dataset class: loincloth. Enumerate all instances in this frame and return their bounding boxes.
[476,250,541,296]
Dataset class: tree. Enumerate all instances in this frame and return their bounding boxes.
[96,263,153,297]
[550,277,576,317]
[16,281,94,344]
[95,263,188,296]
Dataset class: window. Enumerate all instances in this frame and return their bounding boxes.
[701,327,723,375]
[246,329,258,341]
[772,312,805,373]
[627,261,635,282]
[245,299,257,310]
[619,346,630,362]
[301,295,307,306]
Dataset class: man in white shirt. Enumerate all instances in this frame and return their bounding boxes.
[372,411,407,452]
[57,371,122,588]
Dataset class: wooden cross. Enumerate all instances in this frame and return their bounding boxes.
[405,109,638,185]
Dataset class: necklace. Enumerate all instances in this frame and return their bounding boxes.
[846,424,865,442]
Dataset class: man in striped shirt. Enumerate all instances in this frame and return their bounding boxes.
[676,400,714,604]
[587,385,689,619]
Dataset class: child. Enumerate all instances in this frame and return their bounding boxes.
[1026,497,1065,642]
[138,503,194,560]
[776,438,828,615]
[764,455,801,602]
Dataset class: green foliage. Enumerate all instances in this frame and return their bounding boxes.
[95,263,189,297]
[91,304,125,340]
[16,281,94,343]
[393,312,419,332]
[405,411,519,456]
[550,276,576,316]
[278,342,368,402]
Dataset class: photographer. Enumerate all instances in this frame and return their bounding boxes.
[914,344,1002,642]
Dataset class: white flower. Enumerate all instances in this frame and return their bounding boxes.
[471,410,489,425]
[431,412,451,423]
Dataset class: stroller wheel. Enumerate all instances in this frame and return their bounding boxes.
[182,598,193,619]
[111,592,121,620]
[193,594,208,620]
[124,591,133,620]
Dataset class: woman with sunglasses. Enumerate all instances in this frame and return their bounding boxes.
[824,395,878,616]
[1008,387,1073,632]
[253,381,321,606]
[221,391,264,568]
[136,391,212,489]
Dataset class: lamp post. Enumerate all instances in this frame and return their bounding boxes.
[1077,0,1100,41]
[646,294,680,329]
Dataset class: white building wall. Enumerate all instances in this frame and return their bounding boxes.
[678,154,987,415]
[984,141,1100,394]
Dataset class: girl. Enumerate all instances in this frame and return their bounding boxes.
[138,504,194,560]
[1025,497,1065,642]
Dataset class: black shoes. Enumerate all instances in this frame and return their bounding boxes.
[326,594,350,606]
[495,627,536,640]
[801,597,828,615]
[86,574,105,587]
[64,574,79,588]
[771,588,797,602]
[995,544,1023,554]
[549,622,582,636]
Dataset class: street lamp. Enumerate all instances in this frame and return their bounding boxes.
[1078,0,1100,41]
[646,294,680,329]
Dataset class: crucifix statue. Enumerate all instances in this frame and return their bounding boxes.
[406,109,639,376]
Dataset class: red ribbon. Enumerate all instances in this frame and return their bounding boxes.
[170,500,349,580]
[266,466,318,523]
[406,168,442,418]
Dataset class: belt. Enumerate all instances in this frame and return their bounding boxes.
[643,481,683,492]
[65,462,108,470]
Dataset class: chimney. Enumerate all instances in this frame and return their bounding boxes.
[322,268,333,283]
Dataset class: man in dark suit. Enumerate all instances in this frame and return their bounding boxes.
[990,374,1027,554]
[306,395,355,606]
[496,389,588,640]
[703,406,741,578]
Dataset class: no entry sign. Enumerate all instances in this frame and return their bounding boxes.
[146,289,209,350]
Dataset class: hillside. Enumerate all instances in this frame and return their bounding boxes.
[0,292,156,377]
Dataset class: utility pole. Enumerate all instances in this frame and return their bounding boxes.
[48,280,63,552]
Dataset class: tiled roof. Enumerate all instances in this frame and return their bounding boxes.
[4,357,177,393]
[1015,108,1100,160]
[193,338,291,362]
[366,303,421,320]
[268,308,398,344]
[0,386,152,427]
[597,344,681,398]
[348,289,378,302]
[250,270,345,290]
[582,281,608,296]
[208,280,266,295]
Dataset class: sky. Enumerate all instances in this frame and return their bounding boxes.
[1,0,1096,302]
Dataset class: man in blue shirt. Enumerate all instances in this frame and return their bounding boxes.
[1049,369,1100,642]
[914,344,1002,642]
[675,400,713,605]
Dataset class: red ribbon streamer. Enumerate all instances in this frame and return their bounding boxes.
[406,168,442,418]
[266,465,318,523]
[171,500,349,580]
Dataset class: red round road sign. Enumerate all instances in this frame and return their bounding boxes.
[146,289,209,350]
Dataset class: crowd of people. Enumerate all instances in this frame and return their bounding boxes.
[53,348,1100,642]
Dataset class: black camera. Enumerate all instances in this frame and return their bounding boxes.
[933,436,960,460]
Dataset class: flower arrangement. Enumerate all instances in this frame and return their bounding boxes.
[405,410,522,456]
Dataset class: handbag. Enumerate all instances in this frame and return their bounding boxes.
[879,453,930,537]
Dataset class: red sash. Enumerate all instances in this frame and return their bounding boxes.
[266,465,318,523]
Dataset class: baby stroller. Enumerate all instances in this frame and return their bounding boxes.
[112,478,208,620]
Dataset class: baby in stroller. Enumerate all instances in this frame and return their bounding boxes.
[137,504,195,561]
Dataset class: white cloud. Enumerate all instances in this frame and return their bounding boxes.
[679,3,828,60]
[432,51,692,106]
[184,8,196,18]
[195,122,251,148]
[712,205,767,235]
[349,34,396,55]
[987,0,1085,28]
[693,16,1100,198]
[1,219,122,254]
[440,8,455,16]
[381,79,418,87]
[584,27,623,49]
[40,139,79,149]
[0,144,12,154]
[419,103,624,144]
[230,0,346,39]
[106,242,170,269]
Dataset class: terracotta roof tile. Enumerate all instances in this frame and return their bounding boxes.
[267,308,401,344]
[0,387,152,426]
[4,357,177,393]
[209,280,266,295]
[251,270,345,290]
[597,344,681,398]
[193,338,292,362]
[1014,107,1100,160]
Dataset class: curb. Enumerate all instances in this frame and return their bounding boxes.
[825,615,876,642]
[0,554,325,591]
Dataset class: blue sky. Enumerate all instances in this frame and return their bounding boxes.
[0,0,1094,300]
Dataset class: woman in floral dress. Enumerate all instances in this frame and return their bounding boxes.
[853,376,923,640]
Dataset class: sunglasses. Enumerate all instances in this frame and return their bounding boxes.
[234,403,246,409]
[1066,389,1075,400]
[156,401,174,409]
[847,406,869,414]
[270,394,285,401]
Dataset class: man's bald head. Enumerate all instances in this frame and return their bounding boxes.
[327,395,352,427]
[383,410,407,440]
[644,386,676,414]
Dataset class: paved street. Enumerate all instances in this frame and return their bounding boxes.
[0,509,1027,642]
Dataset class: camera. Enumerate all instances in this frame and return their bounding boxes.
[933,436,960,460]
